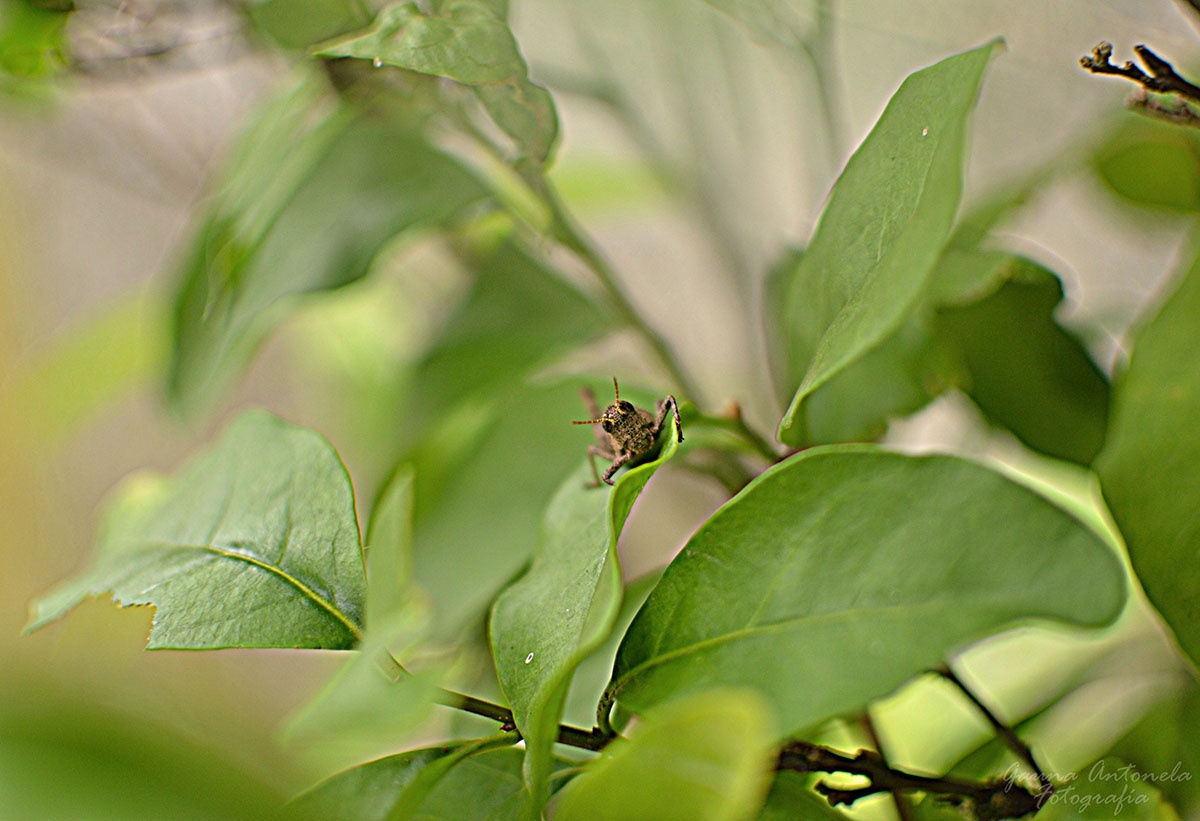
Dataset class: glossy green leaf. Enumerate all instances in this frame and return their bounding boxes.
[777,41,998,446]
[1096,249,1200,666]
[287,735,517,820]
[934,257,1109,463]
[25,411,366,649]
[315,1,557,166]
[553,688,775,821]
[490,419,680,813]
[1094,115,1200,213]
[610,447,1126,736]
[168,81,487,413]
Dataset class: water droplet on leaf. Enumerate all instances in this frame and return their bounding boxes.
[524,652,534,664]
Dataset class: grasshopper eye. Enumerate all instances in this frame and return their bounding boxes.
[617,400,636,414]
[601,418,616,431]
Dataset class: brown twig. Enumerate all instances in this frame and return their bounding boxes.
[1080,41,1200,104]
[776,740,1043,820]
[935,665,1054,802]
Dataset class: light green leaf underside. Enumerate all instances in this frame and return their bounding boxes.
[26,411,365,650]
[490,418,681,814]
[611,447,1126,737]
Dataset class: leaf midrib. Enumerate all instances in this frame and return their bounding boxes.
[614,593,1099,696]
[131,540,363,642]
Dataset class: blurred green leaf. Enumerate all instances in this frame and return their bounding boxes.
[696,0,815,49]
[315,0,557,167]
[490,420,680,813]
[758,771,852,819]
[282,606,443,774]
[365,465,416,629]
[168,78,487,414]
[1,683,287,820]
[413,747,569,821]
[553,687,775,821]
[1094,115,1200,213]
[395,239,615,637]
[0,0,68,97]
[410,238,616,423]
[610,447,1126,736]
[25,411,366,649]
[1096,248,1200,666]
[777,41,999,446]
[283,470,440,772]
[934,256,1109,463]
[1036,758,1179,821]
[1111,680,1200,819]
[245,0,370,49]
[407,382,587,638]
[7,287,168,448]
[288,734,518,820]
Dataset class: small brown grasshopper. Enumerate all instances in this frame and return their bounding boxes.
[573,377,683,486]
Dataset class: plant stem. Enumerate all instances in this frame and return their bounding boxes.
[542,183,702,404]
[434,688,613,753]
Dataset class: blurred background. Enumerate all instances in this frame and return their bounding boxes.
[2,0,1198,816]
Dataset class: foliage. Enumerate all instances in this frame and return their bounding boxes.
[11,1,1200,819]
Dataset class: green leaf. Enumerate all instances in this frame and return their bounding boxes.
[408,382,598,638]
[609,447,1126,736]
[283,470,439,773]
[287,735,517,820]
[168,80,487,413]
[365,465,416,630]
[246,0,371,49]
[412,747,567,821]
[1096,248,1200,666]
[1111,680,1200,819]
[282,607,442,774]
[933,256,1109,463]
[409,239,615,423]
[490,419,681,814]
[25,411,366,649]
[777,41,999,446]
[395,239,620,641]
[7,287,168,448]
[1036,758,1180,821]
[315,1,558,167]
[1094,114,1200,213]
[758,771,852,819]
[553,688,775,821]
[0,0,68,98]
